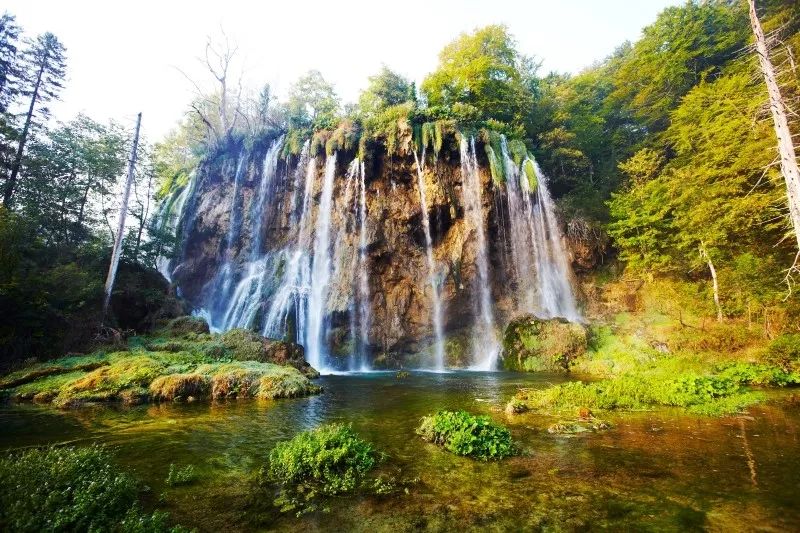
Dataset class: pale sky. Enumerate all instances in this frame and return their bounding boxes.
[4,0,682,140]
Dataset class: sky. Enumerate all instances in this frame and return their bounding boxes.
[4,0,682,140]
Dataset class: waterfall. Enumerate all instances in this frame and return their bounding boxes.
[499,138,580,321]
[413,149,446,371]
[460,136,500,370]
[155,170,197,282]
[306,154,337,371]
[342,159,371,371]
[262,144,314,341]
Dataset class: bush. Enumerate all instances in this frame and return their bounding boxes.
[263,424,377,515]
[764,334,800,372]
[0,445,186,532]
[417,410,514,460]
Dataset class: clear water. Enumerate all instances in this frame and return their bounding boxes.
[2,372,798,532]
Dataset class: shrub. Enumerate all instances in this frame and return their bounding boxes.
[417,410,514,460]
[0,445,186,532]
[165,464,197,486]
[764,334,800,372]
[263,424,377,515]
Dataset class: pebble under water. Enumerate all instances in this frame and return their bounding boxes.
[2,371,799,531]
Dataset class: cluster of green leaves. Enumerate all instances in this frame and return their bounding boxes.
[0,445,187,532]
[262,424,378,515]
[416,410,514,460]
[165,464,197,487]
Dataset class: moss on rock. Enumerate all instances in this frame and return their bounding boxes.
[501,315,587,372]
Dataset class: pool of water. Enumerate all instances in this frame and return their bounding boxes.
[2,371,799,531]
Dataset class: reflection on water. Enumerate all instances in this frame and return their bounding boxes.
[1,372,799,531]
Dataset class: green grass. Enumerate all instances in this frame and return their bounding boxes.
[0,445,187,532]
[417,410,514,460]
[511,360,798,417]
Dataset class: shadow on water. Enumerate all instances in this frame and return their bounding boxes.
[1,372,799,531]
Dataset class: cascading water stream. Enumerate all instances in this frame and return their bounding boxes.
[214,139,285,330]
[413,149,445,371]
[499,137,579,321]
[155,170,197,282]
[460,136,500,370]
[306,154,338,371]
[343,159,372,371]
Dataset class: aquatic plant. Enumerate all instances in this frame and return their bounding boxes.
[165,464,198,487]
[417,410,514,460]
[0,445,187,532]
[263,424,378,515]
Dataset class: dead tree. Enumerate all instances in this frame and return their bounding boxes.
[748,0,800,258]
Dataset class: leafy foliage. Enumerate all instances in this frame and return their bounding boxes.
[263,424,378,515]
[0,445,187,532]
[417,410,514,460]
[165,464,198,487]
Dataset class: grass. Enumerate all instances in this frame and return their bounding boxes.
[511,356,799,417]
[0,323,321,408]
[417,410,514,460]
[0,445,187,532]
[262,424,379,516]
[165,464,198,487]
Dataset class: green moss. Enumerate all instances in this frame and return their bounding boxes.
[522,159,538,191]
[502,316,587,372]
[0,445,186,532]
[262,424,378,515]
[417,410,514,460]
[2,327,321,407]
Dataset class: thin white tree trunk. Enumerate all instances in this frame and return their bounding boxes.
[749,0,800,252]
[102,112,141,321]
[700,243,723,322]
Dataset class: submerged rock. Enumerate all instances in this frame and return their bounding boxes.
[501,315,587,372]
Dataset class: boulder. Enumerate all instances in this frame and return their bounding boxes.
[220,328,319,378]
[501,315,587,372]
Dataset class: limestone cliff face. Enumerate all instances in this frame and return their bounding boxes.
[167,132,576,365]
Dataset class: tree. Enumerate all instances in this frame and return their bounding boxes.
[285,70,339,131]
[2,32,66,208]
[421,25,532,127]
[748,0,800,264]
[610,1,748,132]
[0,12,21,113]
[358,66,413,117]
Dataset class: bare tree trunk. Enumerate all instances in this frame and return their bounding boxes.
[749,0,800,252]
[102,112,141,322]
[700,243,723,322]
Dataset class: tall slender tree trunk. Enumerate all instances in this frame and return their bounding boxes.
[700,243,723,322]
[102,112,141,322]
[2,60,45,208]
[749,0,800,252]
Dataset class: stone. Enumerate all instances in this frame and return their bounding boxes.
[501,315,587,372]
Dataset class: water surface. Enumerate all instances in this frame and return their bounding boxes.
[1,371,798,531]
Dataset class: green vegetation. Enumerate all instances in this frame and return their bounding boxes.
[165,464,198,487]
[417,410,514,460]
[0,445,186,532]
[0,323,320,407]
[262,424,378,516]
[502,316,587,372]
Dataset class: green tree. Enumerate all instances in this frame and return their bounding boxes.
[285,70,340,131]
[3,32,66,207]
[421,25,532,127]
[358,65,413,117]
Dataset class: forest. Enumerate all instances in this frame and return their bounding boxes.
[1,0,799,531]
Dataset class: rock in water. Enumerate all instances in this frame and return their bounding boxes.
[501,315,587,372]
